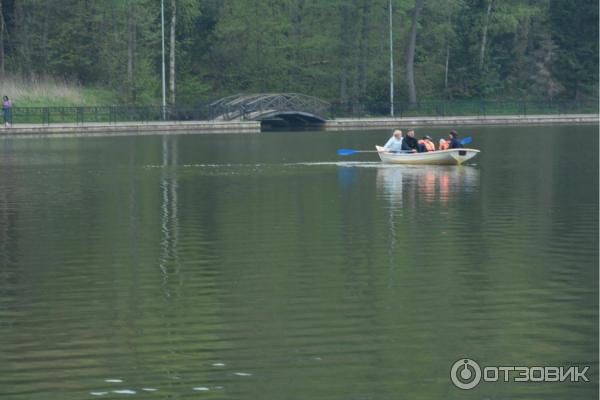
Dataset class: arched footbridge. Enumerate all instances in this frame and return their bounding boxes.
[210,93,330,126]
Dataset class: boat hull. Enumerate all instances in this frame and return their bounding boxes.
[375,146,480,165]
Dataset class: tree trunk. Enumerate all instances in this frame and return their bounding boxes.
[479,0,494,71]
[358,0,370,98]
[444,43,450,94]
[42,1,49,71]
[127,0,134,101]
[444,9,451,96]
[169,0,176,105]
[291,0,304,86]
[406,0,424,104]
[13,2,26,76]
[0,0,4,79]
[338,5,351,106]
[107,0,116,87]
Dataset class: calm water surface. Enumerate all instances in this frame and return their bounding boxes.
[0,125,598,399]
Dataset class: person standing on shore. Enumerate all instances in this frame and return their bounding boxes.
[3,96,13,128]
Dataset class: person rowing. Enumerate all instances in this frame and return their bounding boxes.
[448,130,464,149]
[383,129,404,153]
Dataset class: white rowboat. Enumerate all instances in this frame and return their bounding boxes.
[375,145,480,165]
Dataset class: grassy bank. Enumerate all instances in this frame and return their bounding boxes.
[0,75,115,107]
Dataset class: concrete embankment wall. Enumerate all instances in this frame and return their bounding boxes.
[0,114,596,138]
[0,120,261,138]
[323,114,599,130]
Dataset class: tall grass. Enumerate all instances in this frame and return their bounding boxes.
[0,75,113,107]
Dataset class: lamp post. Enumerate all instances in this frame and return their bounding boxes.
[161,0,166,120]
[389,0,394,117]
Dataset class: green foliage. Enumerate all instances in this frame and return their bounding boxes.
[549,0,599,100]
[0,0,596,105]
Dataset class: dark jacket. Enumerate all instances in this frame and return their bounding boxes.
[402,135,418,151]
[449,138,463,149]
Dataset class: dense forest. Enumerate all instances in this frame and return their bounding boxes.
[0,0,597,106]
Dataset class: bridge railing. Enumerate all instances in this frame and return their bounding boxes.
[209,93,330,121]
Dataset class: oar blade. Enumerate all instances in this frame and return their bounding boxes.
[337,149,358,156]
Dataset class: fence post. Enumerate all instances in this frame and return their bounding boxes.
[77,107,84,124]
[43,107,50,125]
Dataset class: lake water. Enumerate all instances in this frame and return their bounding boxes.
[0,125,597,399]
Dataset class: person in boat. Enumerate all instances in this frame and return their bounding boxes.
[439,138,449,150]
[401,130,418,153]
[418,135,435,152]
[448,130,463,149]
[383,129,404,152]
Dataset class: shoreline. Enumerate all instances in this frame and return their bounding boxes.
[323,114,598,130]
[0,114,596,138]
[0,120,261,138]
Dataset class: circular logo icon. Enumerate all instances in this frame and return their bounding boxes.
[450,358,482,390]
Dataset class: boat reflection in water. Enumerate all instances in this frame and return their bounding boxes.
[375,164,480,207]
[375,165,481,274]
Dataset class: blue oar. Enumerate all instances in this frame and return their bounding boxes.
[461,137,473,145]
[337,149,380,156]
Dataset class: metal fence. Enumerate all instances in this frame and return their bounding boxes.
[9,105,212,125]
[329,99,599,119]
[4,99,598,125]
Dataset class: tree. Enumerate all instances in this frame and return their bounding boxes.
[406,0,424,104]
[0,0,596,106]
[549,0,599,99]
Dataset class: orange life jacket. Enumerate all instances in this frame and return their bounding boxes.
[439,139,449,150]
[419,139,436,152]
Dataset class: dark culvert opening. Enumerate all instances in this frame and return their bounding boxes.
[259,112,326,131]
